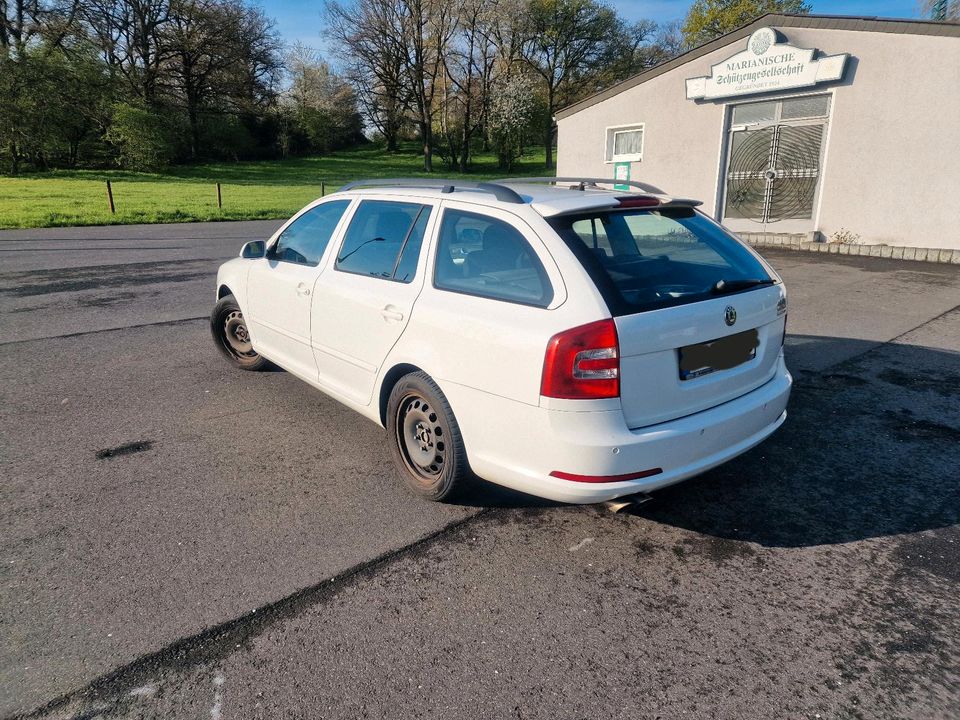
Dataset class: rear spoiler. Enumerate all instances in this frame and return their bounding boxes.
[532,194,703,218]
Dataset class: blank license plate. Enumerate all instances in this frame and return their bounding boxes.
[678,329,759,381]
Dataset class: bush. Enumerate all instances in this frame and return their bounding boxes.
[106,104,178,171]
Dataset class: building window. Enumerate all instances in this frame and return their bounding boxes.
[605,124,644,163]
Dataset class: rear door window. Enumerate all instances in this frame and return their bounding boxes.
[335,200,432,282]
[434,209,553,307]
[549,208,773,315]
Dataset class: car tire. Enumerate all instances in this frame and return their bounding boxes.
[210,295,269,371]
[386,371,470,502]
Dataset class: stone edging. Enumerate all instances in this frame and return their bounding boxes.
[737,232,960,265]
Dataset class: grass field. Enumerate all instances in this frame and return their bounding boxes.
[0,146,551,230]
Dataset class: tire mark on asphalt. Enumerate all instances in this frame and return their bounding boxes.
[0,317,207,347]
[0,260,214,297]
[0,246,186,253]
[10,508,494,720]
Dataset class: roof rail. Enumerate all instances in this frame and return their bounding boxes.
[336,178,524,204]
[495,176,666,194]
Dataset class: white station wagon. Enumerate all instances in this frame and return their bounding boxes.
[211,178,791,505]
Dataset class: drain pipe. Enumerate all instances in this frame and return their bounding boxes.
[602,492,654,514]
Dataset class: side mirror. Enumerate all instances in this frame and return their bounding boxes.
[240,240,266,259]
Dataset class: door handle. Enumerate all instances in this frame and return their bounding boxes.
[380,306,404,322]
[296,282,311,297]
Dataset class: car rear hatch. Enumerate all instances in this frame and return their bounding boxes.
[547,203,787,429]
[616,287,784,427]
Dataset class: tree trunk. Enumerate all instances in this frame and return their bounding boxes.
[9,142,20,175]
[188,105,200,159]
[544,86,555,170]
[423,136,433,172]
[544,122,554,170]
[420,120,433,172]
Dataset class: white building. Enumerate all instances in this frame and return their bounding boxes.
[556,14,960,250]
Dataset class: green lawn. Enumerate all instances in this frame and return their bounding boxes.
[0,146,551,230]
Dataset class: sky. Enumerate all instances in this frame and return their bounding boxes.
[262,0,925,54]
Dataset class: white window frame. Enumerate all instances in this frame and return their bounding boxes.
[604,123,645,164]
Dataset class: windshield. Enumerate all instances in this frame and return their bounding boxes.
[548,207,774,315]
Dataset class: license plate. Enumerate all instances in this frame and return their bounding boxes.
[678,329,759,380]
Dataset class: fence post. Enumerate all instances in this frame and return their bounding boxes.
[105,180,115,214]
[321,180,325,197]
[216,182,222,209]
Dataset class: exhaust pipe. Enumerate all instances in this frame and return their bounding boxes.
[602,492,653,514]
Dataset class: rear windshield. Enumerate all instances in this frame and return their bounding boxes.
[548,207,774,315]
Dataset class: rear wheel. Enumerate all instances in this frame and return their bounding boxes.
[386,372,469,502]
[210,295,269,371]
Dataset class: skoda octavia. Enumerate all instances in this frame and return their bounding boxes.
[211,178,791,504]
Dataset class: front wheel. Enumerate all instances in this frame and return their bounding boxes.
[386,372,470,502]
[210,295,269,371]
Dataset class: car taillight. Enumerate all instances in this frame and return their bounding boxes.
[541,319,620,399]
[616,196,660,208]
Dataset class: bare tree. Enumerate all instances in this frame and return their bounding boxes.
[439,0,497,170]
[78,0,171,103]
[284,42,362,153]
[326,0,408,151]
[2,0,80,57]
[396,0,456,171]
[518,0,624,169]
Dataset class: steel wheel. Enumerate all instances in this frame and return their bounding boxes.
[385,371,470,502]
[223,310,257,359]
[395,394,446,481]
[210,295,268,371]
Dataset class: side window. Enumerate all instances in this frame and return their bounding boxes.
[571,218,613,258]
[270,199,351,266]
[336,200,431,281]
[434,209,553,307]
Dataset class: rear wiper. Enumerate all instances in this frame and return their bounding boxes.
[711,278,775,294]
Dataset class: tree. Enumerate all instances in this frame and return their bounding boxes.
[284,43,363,154]
[518,0,625,169]
[162,0,280,158]
[682,0,811,48]
[487,72,537,170]
[650,19,688,61]
[326,0,410,152]
[437,0,498,171]
[397,0,456,171]
[84,0,172,104]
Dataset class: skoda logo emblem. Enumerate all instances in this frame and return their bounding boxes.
[725,306,737,326]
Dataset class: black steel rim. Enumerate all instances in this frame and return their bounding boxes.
[395,393,446,482]
[222,310,258,359]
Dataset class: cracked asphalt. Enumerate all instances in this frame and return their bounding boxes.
[1,222,958,719]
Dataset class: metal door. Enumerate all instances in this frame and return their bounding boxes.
[721,95,830,232]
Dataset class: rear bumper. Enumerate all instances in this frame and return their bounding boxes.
[446,355,792,504]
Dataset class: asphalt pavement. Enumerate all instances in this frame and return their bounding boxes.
[1,221,958,719]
